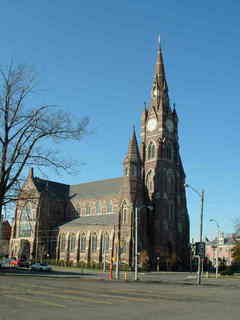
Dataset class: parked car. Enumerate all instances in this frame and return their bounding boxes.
[17,260,30,268]
[9,258,18,267]
[30,263,52,272]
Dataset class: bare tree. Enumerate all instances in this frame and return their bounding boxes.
[0,64,89,220]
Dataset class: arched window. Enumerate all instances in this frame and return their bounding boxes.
[60,234,66,251]
[102,233,109,253]
[96,201,100,214]
[80,234,86,252]
[122,208,128,224]
[146,170,154,193]
[69,233,76,252]
[18,204,32,237]
[91,233,98,253]
[124,167,129,176]
[121,240,127,254]
[86,204,91,215]
[147,142,155,160]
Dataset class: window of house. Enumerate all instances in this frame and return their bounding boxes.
[91,233,97,253]
[80,234,86,252]
[69,233,76,252]
[18,204,32,237]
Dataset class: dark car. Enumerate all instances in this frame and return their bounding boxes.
[17,260,30,268]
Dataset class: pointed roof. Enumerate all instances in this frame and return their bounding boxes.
[154,39,168,92]
[124,127,140,163]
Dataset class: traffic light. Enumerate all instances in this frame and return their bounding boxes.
[195,242,205,257]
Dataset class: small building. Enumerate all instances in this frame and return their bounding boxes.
[205,232,236,267]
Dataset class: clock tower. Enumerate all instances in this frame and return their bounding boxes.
[140,40,189,270]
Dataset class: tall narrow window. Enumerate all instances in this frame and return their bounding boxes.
[69,233,76,252]
[146,170,154,193]
[107,201,112,213]
[91,233,97,253]
[96,201,100,214]
[80,234,86,252]
[60,234,66,251]
[102,233,109,253]
[147,142,155,160]
[86,203,91,215]
[122,208,128,224]
[18,204,32,237]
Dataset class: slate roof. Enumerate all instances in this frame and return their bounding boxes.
[32,176,123,201]
[69,177,123,200]
[59,214,118,230]
[33,177,69,199]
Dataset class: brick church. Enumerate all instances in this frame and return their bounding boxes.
[9,42,190,270]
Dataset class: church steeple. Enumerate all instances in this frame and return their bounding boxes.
[123,127,141,177]
[151,36,170,111]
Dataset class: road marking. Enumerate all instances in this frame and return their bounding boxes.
[4,294,65,308]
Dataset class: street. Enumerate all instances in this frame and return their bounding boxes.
[0,270,239,320]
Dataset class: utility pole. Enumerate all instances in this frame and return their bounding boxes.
[185,184,205,285]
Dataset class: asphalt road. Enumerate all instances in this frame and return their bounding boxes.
[0,271,239,320]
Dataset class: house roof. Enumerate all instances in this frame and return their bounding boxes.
[58,213,118,230]
[69,177,123,200]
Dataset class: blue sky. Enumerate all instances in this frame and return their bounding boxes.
[1,0,240,240]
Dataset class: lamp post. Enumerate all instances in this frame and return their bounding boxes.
[185,184,205,285]
[209,219,220,279]
[134,204,154,281]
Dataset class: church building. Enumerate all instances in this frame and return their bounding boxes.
[9,41,190,270]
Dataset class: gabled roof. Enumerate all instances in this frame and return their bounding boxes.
[58,213,118,230]
[69,177,123,200]
[31,176,123,201]
[33,177,69,199]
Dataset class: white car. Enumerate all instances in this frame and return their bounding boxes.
[30,263,52,272]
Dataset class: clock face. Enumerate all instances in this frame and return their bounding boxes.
[166,119,174,132]
[147,118,157,131]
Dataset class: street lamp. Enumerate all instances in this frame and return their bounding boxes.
[135,204,154,281]
[209,219,220,279]
[185,184,205,285]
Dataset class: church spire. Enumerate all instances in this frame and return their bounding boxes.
[127,126,140,162]
[151,36,170,110]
